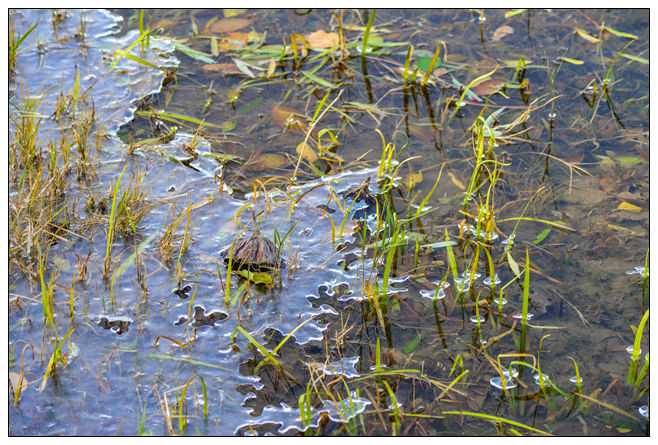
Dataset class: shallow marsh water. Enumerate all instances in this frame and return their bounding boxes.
[8,9,649,436]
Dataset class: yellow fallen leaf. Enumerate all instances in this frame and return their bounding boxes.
[223,9,246,18]
[296,141,318,162]
[558,57,584,65]
[271,105,310,135]
[406,171,423,188]
[448,171,466,190]
[574,27,601,43]
[607,223,636,234]
[617,201,642,212]
[267,57,276,78]
[306,30,339,49]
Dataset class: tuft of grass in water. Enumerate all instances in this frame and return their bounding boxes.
[626,309,649,386]
[103,163,128,280]
[10,343,35,405]
[420,40,447,85]
[38,323,78,392]
[158,197,211,269]
[9,20,39,74]
[36,241,59,336]
[272,221,297,286]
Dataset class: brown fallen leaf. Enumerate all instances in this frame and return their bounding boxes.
[473,77,506,96]
[210,16,255,34]
[567,153,585,164]
[598,177,615,193]
[246,153,288,171]
[408,123,434,142]
[271,105,310,135]
[492,25,514,42]
[202,63,243,75]
[306,30,339,49]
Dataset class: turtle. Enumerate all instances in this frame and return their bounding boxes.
[224,209,280,272]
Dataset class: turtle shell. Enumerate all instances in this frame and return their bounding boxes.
[225,234,279,272]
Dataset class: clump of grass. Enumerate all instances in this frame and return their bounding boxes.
[9,20,39,74]
[158,197,211,273]
[9,90,77,279]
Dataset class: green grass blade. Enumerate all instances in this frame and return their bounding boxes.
[520,249,530,355]
[301,70,339,89]
[626,309,649,384]
[442,411,552,435]
[497,216,575,232]
[254,316,316,373]
[361,9,376,57]
[620,53,648,64]
[414,163,445,221]
[234,326,282,368]
[105,163,128,276]
[114,49,164,72]
[421,41,444,84]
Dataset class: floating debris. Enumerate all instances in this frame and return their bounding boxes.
[569,375,582,384]
[638,405,649,418]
